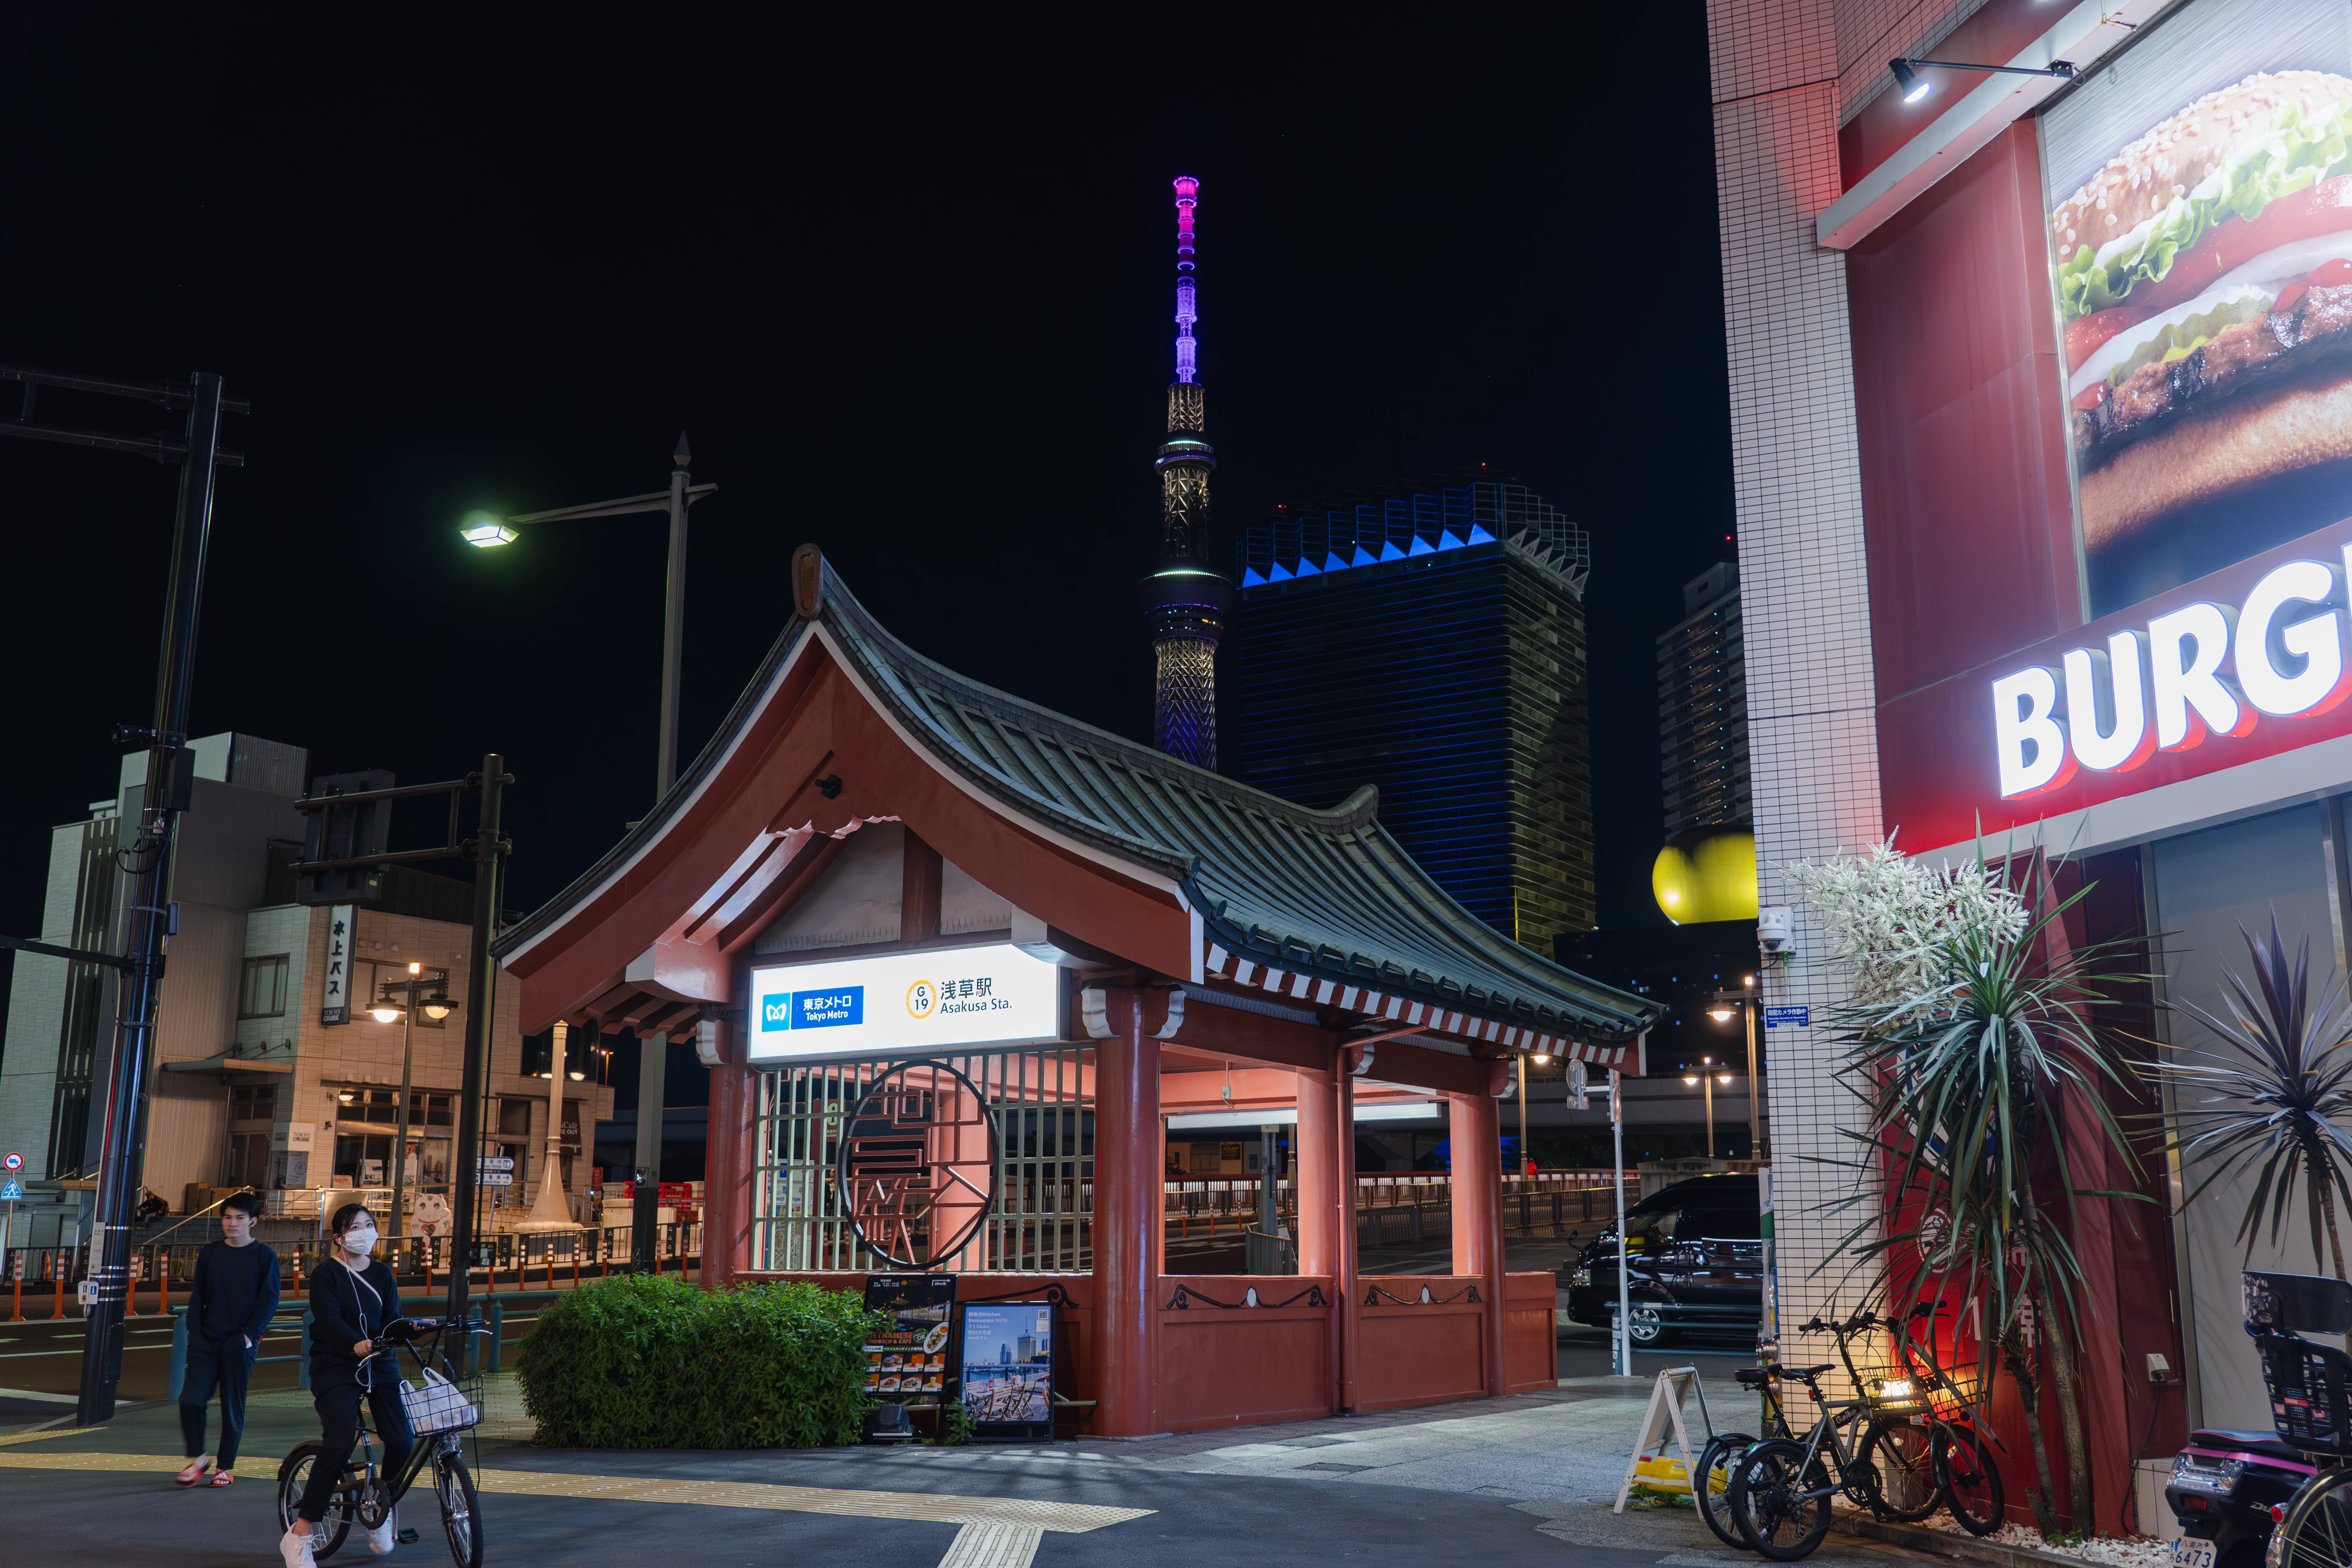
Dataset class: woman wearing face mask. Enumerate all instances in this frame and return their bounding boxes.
[282,1204,414,1567]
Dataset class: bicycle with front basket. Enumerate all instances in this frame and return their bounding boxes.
[275,1316,492,1567]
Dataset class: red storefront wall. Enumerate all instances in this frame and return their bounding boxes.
[1845,125,2189,1533]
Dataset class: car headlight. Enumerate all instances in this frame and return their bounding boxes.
[1571,1269,1591,1288]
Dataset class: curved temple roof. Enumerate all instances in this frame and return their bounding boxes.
[499,551,1662,1052]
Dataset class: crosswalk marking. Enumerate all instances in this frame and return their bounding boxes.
[937,1521,1047,1566]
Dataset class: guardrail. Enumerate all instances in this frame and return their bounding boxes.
[164,1287,579,1395]
[2,1223,702,1320]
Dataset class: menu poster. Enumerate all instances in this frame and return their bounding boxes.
[862,1274,957,1408]
[957,1301,1056,1437]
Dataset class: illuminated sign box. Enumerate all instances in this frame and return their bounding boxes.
[745,943,1063,1063]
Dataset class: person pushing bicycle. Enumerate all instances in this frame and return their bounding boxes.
[281,1202,416,1567]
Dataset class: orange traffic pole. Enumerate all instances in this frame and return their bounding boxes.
[8,1250,20,1321]
[158,1249,170,1318]
[55,1251,67,1322]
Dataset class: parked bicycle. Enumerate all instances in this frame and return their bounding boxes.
[2237,1271,2352,1568]
[276,1316,492,1567]
[1724,1310,2001,1560]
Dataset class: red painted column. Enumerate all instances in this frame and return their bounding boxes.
[1449,1090,1509,1397]
[701,1022,753,1291]
[1295,1066,1338,1277]
[1091,989,1162,1436]
[1333,1054,1361,1413]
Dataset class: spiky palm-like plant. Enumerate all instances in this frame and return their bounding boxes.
[1822,884,2148,1539]
[2159,913,2352,1281]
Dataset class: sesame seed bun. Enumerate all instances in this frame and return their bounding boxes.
[2052,71,2352,258]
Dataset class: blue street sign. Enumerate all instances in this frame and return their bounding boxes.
[0,1179,22,1202]
[1763,1006,1810,1029]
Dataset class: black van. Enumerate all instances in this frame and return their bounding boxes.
[1561,1173,1763,1347]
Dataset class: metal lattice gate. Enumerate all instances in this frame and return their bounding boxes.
[751,1046,1096,1273]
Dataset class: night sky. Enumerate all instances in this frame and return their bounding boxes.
[0,8,1734,1030]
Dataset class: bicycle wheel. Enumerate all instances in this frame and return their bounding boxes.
[1858,1418,1938,1522]
[436,1451,484,1568]
[276,1442,354,1560]
[1931,1422,2005,1536]
[1730,1438,1835,1561]
[1696,1432,1757,1549]
[2269,1467,2352,1568]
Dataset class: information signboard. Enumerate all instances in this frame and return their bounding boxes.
[957,1300,1056,1439]
[748,945,1062,1064]
[863,1274,957,1408]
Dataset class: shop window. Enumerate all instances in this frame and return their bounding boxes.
[238,955,289,1019]
[229,1083,276,1126]
[497,1098,534,1138]
[336,1087,403,1125]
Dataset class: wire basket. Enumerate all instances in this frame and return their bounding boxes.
[400,1367,483,1435]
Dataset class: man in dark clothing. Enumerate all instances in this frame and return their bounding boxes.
[176,1189,280,1487]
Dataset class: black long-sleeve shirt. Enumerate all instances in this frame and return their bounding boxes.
[183,1239,281,1348]
[306,1256,403,1388]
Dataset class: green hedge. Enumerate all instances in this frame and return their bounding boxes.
[515,1275,881,1448]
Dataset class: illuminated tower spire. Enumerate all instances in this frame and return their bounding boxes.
[1142,174,1231,768]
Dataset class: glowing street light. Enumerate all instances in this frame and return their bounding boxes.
[458,436,717,803]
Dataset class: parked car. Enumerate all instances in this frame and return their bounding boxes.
[1561,1174,1762,1346]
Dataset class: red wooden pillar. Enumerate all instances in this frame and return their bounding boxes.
[702,1021,753,1291]
[1295,1066,1337,1277]
[1333,1053,1361,1413]
[1449,1090,1509,1398]
[1091,987,1161,1436]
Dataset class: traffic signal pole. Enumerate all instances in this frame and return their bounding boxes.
[76,373,226,1426]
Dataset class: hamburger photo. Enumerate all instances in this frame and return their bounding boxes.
[2058,70,2352,598]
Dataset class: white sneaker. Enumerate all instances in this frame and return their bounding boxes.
[279,1526,319,1568]
[368,1505,397,1555]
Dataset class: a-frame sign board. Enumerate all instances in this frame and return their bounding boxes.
[1613,1364,1715,1514]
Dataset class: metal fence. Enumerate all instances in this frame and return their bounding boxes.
[753,1047,1098,1274]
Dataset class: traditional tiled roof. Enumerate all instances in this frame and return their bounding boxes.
[500,555,1662,1054]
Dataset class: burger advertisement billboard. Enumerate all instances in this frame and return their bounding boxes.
[1864,0,2352,853]
[2054,0,2352,616]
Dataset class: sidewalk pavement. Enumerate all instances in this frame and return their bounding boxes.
[0,1368,1932,1567]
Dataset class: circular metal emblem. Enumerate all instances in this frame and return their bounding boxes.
[836,1059,999,1269]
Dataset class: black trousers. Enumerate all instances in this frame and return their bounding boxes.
[295,1376,414,1523]
[178,1336,254,1470]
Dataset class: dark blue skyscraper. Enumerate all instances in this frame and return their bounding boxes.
[1231,478,1593,947]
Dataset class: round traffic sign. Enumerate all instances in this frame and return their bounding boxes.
[1,1153,20,1171]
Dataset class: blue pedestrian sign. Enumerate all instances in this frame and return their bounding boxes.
[1763,1006,1810,1029]
[1,1179,22,1202]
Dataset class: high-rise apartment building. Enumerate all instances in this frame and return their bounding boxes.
[1656,562,1748,836]
[1230,477,1594,947]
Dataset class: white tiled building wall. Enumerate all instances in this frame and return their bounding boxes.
[0,824,89,1180]
[1707,0,1979,1364]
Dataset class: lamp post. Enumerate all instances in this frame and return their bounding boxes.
[371,963,452,1241]
[461,436,716,802]
[517,1021,584,1232]
[1680,1059,1734,1159]
[1707,976,1764,1158]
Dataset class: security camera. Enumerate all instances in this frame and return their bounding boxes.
[1758,906,1794,955]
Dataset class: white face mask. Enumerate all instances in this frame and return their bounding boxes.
[341,1226,378,1256]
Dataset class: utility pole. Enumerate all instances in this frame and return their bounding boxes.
[36,367,245,1429]
[659,435,690,801]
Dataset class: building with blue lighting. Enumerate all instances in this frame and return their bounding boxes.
[1230,479,1594,946]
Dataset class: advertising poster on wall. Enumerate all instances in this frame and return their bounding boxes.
[957,1301,1055,1435]
[862,1274,956,1408]
[2047,0,2352,616]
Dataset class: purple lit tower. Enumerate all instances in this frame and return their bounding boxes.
[1140,174,1233,769]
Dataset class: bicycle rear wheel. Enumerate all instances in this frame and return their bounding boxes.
[276,1442,354,1560]
[1858,1418,1938,1522]
[1730,1438,1835,1561]
[2270,1468,2352,1568]
[1931,1422,2005,1536]
[436,1451,484,1568]
[1695,1433,1756,1549]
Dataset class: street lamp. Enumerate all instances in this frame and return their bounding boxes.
[1706,977,1766,1160]
[1681,1057,1736,1158]
[373,960,453,1240]
[460,434,717,801]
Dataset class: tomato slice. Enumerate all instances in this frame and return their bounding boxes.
[2274,256,2352,317]
[2066,305,2154,374]
[2124,175,2352,318]
[2072,382,2109,413]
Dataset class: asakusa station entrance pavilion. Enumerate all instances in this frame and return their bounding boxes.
[493,546,1660,1435]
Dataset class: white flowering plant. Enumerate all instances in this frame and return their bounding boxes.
[1781,836,2029,1013]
